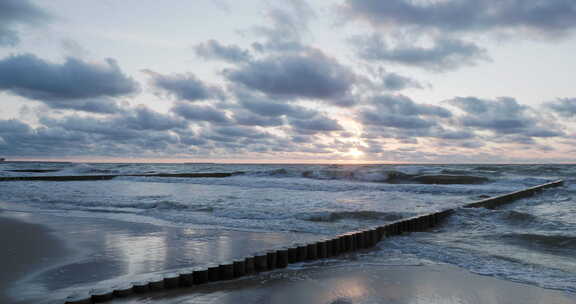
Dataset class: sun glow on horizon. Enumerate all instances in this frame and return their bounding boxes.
[345,148,365,159]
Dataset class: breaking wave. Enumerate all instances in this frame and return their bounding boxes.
[297,211,407,222]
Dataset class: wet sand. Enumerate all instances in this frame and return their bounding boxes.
[0,210,319,303]
[0,213,68,304]
[113,264,576,304]
[1,211,575,304]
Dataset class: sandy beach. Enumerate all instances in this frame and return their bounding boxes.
[0,213,68,304]
[1,210,575,304]
[0,210,320,304]
[113,264,576,304]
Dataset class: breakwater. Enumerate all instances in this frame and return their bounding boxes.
[0,172,242,181]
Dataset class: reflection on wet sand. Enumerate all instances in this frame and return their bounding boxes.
[6,212,319,303]
[113,264,576,304]
[105,232,168,277]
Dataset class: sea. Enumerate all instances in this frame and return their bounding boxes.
[0,162,575,296]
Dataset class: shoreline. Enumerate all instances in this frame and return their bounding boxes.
[1,210,575,304]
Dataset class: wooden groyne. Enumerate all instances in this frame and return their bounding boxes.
[0,172,243,181]
[464,179,563,209]
[60,179,564,304]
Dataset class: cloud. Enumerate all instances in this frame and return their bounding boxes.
[341,0,576,36]
[146,71,221,102]
[545,98,576,118]
[0,118,101,157]
[353,35,489,71]
[233,111,284,127]
[289,116,343,134]
[40,115,140,141]
[358,95,454,140]
[179,132,208,147]
[251,0,316,52]
[0,54,138,113]
[368,94,451,117]
[361,112,435,129]
[213,126,272,139]
[195,40,252,63]
[5,106,192,157]
[65,98,124,114]
[238,94,317,119]
[448,96,564,137]
[116,106,188,131]
[225,49,356,103]
[0,0,50,46]
[434,129,475,140]
[172,103,231,124]
[0,54,137,100]
[381,72,423,90]
[41,106,187,136]
[0,118,32,134]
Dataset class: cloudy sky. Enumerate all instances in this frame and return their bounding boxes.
[1,0,576,163]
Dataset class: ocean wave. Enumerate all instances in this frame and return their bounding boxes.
[447,208,571,233]
[248,167,491,185]
[296,211,406,222]
[40,198,215,213]
[498,210,538,223]
[380,233,576,294]
[501,233,576,251]
[62,163,118,174]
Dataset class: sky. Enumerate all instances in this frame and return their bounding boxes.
[1,0,576,163]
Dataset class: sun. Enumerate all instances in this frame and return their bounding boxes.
[346,148,365,159]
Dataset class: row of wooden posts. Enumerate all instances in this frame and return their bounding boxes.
[65,179,564,304]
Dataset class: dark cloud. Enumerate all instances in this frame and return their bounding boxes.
[225,49,356,103]
[41,106,187,137]
[361,112,434,129]
[179,132,208,147]
[291,135,314,144]
[116,106,188,131]
[233,111,284,127]
[48,98,122,114]
[289,116,342,134]
[448,96,564,137]
[0,0,50,46]
[40,115,140,141]
[368,94,451,118]
[195,40,252,63]
[382,72,422,90]
[0,54,137,100]
[0,54,137,113]
[238,95,317,119]
[360,66,423,91]
[0,118,116,157]
[545,98,576,118]
[341,0,576,36]
[353,35,488,71]
[3,106,193,157]
[0,109,283,158]
[0,118,32,134]
[434,130,475,140]
[146,71,220,102]
[213,126,272,139]
[358,95,455,141]
[172,103,231,124]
